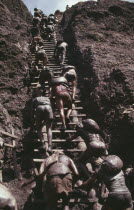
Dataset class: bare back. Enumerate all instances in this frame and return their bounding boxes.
[47,155,71,176]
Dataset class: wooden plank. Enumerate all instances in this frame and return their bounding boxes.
[43,130,76,133]
[34,149,81,154]
[42,139,84,143]
[0,130,19,139]
[55,114,86,117]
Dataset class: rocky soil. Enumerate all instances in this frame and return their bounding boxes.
[0,0,32,135]
[0,0,32,208]
[60,0,134,165]
[0,0,134,209]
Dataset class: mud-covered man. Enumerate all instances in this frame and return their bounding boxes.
[62,65,77,101]
[46,22,54,40]
[50,76,72,130]
[67,119,106,176]
[38,67,54,90]
[34,41,48,71]
[32,87,53,153]
[38,151,79,210]
[54,40,68,65]
[79,155,133,210]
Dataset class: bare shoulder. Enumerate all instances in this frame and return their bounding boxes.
[58,154,70,166]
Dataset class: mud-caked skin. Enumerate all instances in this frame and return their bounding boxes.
[32,96,53,152]
[54,41,68,65]
[68,119,105,153]
[67,119,107,209]
[41,15,48,27]
[125,167,134,197]
[31,26,40,38]
[34,42,48,71]
[39,67,54,88]
[0,183,17,210]
[62,65,77,100]
[81,155,133,210]
[34,8,43,18]
[0,137,4,148]
[48,14,56,24]
[45,24,54,40]
[32,17,41,27]
[38,152,79,210]
[51,77,72,129]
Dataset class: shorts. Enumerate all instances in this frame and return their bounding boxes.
[36,51,47,60]
[35,105,53,124]
[46,173,72,201]
[57,46,66,53]
[39,71,53,85]
[64,72,77,82]
[106,192,133,210]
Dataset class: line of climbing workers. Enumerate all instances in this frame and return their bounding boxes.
[0,6,133,210]
[27,8,134,210]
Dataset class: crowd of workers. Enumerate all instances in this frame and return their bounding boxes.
[0,7,134,210]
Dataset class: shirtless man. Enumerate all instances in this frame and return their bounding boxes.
[34,41,48,71]
[34,8,42,18]
[40,14,48,33]
[0,183,17,210]
[38,151,79,210]
[46,22,54,40]
[38,67,54,89]
[48,14,55,24]
[79,155,133,210]
[30,25,42,52]
[32,88,53,153]
[31,25,40,38]
[54,41,68,65]
[67,118,106,176]
[62,65,77,100]
[50,76,72,130]
[32,16,41,27]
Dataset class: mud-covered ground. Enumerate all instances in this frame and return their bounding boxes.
[0,0,134,209]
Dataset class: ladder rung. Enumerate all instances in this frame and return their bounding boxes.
[55,114,86,117]
[32,198,89,204]
[43,130,76,133]
[36,139,84,143]
[55,122,76,125]
[33,149,81,157]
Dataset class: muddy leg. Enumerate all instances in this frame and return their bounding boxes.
[36,116,43,141]
[43,56,48,68]
[46,121,52,153]
[56,98,66,129]
[72,80,77,100]
[61,49,66,64]
[34,59,39,71]
[66,108,72,120]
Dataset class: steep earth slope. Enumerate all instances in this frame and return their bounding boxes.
[0,0,33,208]
[1,0,32,22]
[0,0,32,136]
[60,0,134,163]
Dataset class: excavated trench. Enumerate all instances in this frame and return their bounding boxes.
[0,0,134,209]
